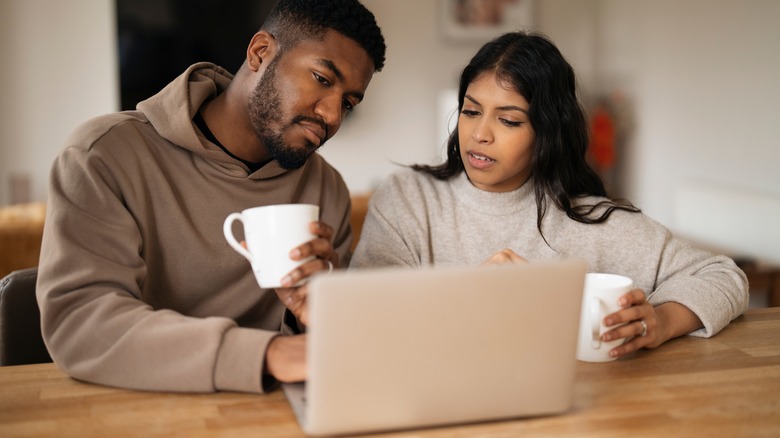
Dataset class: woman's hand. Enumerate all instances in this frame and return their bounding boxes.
[600,289,705,359]
[274,221,337,326]
[599,289,663,358]
[601,289,705,359]
[481,248,528,265]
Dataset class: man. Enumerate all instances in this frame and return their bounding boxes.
[36,0,385,394]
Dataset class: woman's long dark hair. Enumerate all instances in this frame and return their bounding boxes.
[412,31,639,240]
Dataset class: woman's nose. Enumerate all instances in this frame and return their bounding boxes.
[472,119,493,144]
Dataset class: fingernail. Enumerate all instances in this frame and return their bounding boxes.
[281,276,292,287]
[290,248,301,259]
[602,334,612,341]
[604,318,613,326]
[609,350,619,358]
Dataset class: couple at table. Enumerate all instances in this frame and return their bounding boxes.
[36,0,748,395]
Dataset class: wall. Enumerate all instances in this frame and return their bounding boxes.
[317,0,488,192]
[319,0,601,193]
[1,0,778,262]
[0,0,119,206]
[593,0,780,261]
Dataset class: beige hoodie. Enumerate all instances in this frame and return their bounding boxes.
[37,63,353,393]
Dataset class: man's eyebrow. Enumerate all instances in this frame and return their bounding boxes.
[316,58,364,102]
[316,58,343,81]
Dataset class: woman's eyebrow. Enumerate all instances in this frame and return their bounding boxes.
[465,95,528,114]
[496,105,529,114]
[464,94,480,106]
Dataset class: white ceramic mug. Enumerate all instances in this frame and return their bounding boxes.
[576,273,634,362]
[223,204,319,289]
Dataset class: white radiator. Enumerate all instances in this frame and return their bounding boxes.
[674,181,780,264]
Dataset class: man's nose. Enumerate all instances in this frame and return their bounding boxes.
[313,95,343,137]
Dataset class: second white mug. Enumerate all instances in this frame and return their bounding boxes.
[223,204,319,289]
[576,273,634,362]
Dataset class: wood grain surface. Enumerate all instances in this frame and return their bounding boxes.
[1,308,778,437]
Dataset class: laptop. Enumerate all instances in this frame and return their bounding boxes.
[283,258,588,436]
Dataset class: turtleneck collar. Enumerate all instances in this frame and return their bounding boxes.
[451,171,536,216]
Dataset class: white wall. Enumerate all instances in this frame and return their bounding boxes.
[2,0,778,262]
[593,0,780,262]
[318,0,490,192]
[0,0,118,206]
[319,0,603,193]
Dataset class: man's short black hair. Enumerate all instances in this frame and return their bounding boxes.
[262,0,386,71]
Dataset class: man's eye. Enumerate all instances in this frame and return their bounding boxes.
[343,99,355,112]
[314,73,330,86]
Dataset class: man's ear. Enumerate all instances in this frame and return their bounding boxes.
[246,31,278,72]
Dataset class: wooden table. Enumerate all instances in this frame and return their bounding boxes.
[740,262,780,307]
[1,308,779,437]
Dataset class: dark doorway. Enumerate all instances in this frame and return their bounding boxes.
[116,0,276,110]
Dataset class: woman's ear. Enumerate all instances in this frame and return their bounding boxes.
[246,31,278,72]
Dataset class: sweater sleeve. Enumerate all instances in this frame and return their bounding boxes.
[37,147,274,394]
[647,231,749,338]
[583,208,750,339]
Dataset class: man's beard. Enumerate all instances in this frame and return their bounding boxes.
[247,60,325,170]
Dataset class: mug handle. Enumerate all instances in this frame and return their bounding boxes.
[223,213,254,263]
[589,297,602,348]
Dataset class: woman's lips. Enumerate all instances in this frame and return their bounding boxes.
[466,151,496,170]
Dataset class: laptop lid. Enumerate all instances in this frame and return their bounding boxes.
[284,258,588,436]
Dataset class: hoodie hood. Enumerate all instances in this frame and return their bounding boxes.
[136,62,293,179]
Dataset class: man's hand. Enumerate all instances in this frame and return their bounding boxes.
[275,221,337,326]
[280,221,337,286]
[265,334,306,383]
[275,284,310,326]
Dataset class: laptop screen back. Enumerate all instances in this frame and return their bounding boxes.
[290,259,587,436]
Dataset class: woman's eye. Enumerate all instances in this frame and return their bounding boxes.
[501,119,523,127]
[461,109,479,117]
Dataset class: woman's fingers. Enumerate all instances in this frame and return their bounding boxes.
[599,289,660,359]
[481,249,528,265]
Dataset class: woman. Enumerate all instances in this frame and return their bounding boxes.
[350,31,748,359]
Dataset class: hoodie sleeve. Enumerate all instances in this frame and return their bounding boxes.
[37,144,275,394]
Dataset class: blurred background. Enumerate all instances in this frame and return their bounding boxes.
[1,0,778,266]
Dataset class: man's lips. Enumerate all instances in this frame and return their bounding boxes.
[298,121,327,147]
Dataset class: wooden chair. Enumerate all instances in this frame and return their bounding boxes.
[0,268,52,366]
[0,202,46,279]
[349,194,371,252]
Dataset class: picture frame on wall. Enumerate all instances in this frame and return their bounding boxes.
[440,0,534,42]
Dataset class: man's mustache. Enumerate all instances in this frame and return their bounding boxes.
[292,115,329,145]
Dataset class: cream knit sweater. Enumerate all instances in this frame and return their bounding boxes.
[351,169,749,338]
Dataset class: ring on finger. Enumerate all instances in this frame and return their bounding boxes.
[639,319,648,337]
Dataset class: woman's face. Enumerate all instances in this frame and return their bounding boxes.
[458,73,535,192]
